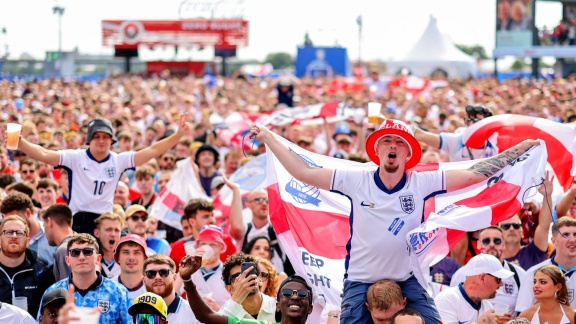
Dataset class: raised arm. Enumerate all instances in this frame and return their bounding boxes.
[250,123,333,190]
[224,175,246,241]
[413,126,441,149]
[556,184,576,217]
[17,137,60,166]
[180,255,229,324]
[445,140,539,192]
[534,171,553,253]
[133,114,191,166]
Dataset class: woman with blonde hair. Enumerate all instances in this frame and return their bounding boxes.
[254,256,287,298]
[518,265,574,324]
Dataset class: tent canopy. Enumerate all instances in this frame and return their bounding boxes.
[387,16,478,78]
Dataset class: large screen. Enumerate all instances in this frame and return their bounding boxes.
[495,0,535,47]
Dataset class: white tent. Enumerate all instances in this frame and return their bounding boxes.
[387,16,478,78]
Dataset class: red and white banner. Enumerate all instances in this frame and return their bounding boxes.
[257,102,365,127]
[463,114,576,192]
[151,158,208,230]
[265,132,546,323]
[102,19,248,48]
[210,111,254,150]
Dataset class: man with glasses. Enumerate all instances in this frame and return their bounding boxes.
[516,216,576,312]
[229,187,291,274]
[449,226,528,317]
[499,174,553,271]
[219,252,277,321]
[17,115,191,236]
[0,192,56,267]
[38,233,132,323]
[19,157,39,191]
[143,254,199,323]
[158,151,177,171]
[0,215,54,317]
[435,254,513,324]
[125,204,169,255]
[111,234,148,300]
[179,254,314,324]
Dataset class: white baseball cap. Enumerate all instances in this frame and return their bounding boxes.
[464,254,514,279]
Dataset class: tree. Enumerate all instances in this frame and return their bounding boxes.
[510,59,526,70]
[455,44,488,60]
[264,52,293,69]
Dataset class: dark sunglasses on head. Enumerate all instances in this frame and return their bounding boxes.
[500,223,521,230]
[481,237,502,246]
[130,214,148,222]
[281,289,310,299]
[145,269,172,279]
[487,273,502,284]
[69,248,95,257]
[252,197,268,204]
[135,313,163,324]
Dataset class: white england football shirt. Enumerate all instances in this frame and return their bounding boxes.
[435,284,494,324]
[331,168,445,282]
[58,149,135,215]
[515,257,576,312]
[440,132,497,162]
[450,260,528,314]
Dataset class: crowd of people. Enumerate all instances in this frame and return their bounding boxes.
[0,71,575,324]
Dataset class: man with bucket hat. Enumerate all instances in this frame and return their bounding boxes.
[15,115,191,235]
[249,119,539,323]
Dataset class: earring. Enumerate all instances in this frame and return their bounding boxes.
[555,291,558,299]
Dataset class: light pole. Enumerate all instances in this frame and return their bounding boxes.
[52,4,65,71]
[356,15,362,66]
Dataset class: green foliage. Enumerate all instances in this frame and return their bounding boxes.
[510,59,526,70]
[455,44,488,60]
[264,52,294,69]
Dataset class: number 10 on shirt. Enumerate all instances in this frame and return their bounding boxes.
[94,181,106,195]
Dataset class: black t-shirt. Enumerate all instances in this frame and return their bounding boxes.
[0,258,29,279]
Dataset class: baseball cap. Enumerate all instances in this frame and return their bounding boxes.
[332,121,352,140]
[41,288,67,311]
[211,176,225,191]
[464,254,514,279]
[196,225,227,253]
[194,144,219,165]
[125,204,148,219]
[129,292,168,320]
[85,118,117,145]
[365,119,422,169]
[114,234,148,263]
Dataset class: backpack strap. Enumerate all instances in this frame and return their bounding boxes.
[506,261,521,289]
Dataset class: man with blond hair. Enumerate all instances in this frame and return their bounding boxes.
[366,279,406,324]
[93,211,123,278]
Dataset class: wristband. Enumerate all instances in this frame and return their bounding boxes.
[182,277,193,283]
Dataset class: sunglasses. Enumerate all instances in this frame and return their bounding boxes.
[260,272,269,282]
[69,248,95,257]
[251,197,268,204]
[481,238,502,245]
[130,214,148,222]
[500,223,521,230]
[135,313,163,324]
[145,269,172,279]
[228,272,242,285]
[21,170,35,174]
[281,289,310,299]
[162,156,175,162]
[487,273,502,284]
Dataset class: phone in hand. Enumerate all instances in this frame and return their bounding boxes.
[241,262,258,276]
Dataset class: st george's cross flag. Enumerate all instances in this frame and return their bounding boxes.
[265,131,547,323]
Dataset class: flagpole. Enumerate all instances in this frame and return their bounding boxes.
[357,15,362,66]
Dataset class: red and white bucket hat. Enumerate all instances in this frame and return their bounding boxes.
[365,119,422,169]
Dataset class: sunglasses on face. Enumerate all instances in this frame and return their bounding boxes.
[260,272,269,282]
[130,214,148,222]
[281,289,310,299]
[228,272,241,285]
[145,269,172,279]
[500,223,521,230]
[135,313,163,324]
[21,169,35,174]
[251,197,268,204]
[487,273,502,284]
[481,237,502,245]
[69,248,95,257]
[162,156,175,162]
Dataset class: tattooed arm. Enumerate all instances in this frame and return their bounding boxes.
[445,139,540,192]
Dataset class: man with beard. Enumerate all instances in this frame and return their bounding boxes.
[435,254,512,324]
[449,226,527,318]
[143,254,199,323]
[0,215,54,317]
[125,205,170,255]
[249,120,539,323]
[93,212,123,278]
[179,254,314,324]
[111,234,148,300]
[219,253,276,321]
